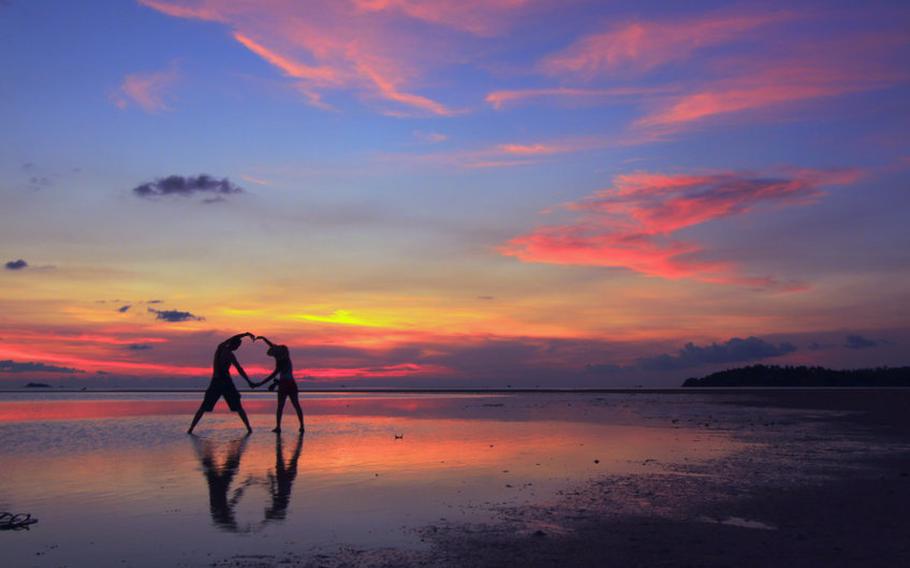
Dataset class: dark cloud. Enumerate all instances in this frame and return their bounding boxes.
[636,337,797,371]
[126,343,153,351]
[148,307,203,322]
[477,296,495,301]
[132,175,243,200]
[117,304,131,313]
[4,259,27,270]
[28,176,53,190]
[844,335,885,350]
[146,299,163,304]
[587,336,797,375]
[0,359,84,374]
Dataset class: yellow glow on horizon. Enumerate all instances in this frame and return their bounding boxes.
[287,309,401,328]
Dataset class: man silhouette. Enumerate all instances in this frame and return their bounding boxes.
[188,332,256,434]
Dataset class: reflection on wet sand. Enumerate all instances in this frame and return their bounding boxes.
[193,435,250,532]
[1,392,746,567]
[192,433,304,532]
[264,434,304,523]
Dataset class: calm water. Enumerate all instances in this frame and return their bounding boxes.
[0,392,741,567]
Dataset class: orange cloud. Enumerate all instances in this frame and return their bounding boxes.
[112,65,179,112]
[502,169,860,287]
[540,12,785,79]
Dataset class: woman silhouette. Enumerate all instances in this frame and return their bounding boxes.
[252,336,304,433]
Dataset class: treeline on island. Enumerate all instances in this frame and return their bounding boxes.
[682,364,910,387]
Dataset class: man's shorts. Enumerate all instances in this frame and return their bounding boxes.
[202,380,242,412]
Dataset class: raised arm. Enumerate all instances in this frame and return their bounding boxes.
[220,332,254,348]
[255,335,275,347]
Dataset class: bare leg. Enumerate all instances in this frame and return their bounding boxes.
[236,404,253,434]
[188,402,207,434]
[290,395,304,432]
[273,393,287,433]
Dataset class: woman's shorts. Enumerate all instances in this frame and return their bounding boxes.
[277,379,298,396]
[202,381,242,412]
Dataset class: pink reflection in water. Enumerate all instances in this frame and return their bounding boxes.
[0,393,742,567]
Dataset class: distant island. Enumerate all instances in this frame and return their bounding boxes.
[682,365,910,387]
[24,382,52,388]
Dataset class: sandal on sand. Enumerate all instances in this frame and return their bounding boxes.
[0,512,39,530]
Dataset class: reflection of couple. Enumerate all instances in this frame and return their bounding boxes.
[187,332,304,434]
[192,433,303,532]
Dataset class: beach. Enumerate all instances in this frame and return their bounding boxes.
[2,390,909,567]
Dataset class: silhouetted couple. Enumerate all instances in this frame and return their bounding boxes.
[187,332,304,434]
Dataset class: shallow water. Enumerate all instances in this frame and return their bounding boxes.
[0,392,741,567]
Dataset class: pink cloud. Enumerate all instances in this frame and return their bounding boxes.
[137,0,226,22]
[351,0,530,36]
[138,0,533,115]
[485,86,670,110]
[636,53,907,130]
[414,131,448,143]
[540,12,785,79]
[497,143,560,156]
[112,65,179,113]
[501,168,860,287]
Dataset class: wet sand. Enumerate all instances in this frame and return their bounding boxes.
[249,390,910,568]
[2,390,909,567]
[411,390,910,568]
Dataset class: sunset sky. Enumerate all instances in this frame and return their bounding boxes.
[2,0,909,387]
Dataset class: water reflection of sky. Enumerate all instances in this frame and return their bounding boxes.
[0,393,741,567]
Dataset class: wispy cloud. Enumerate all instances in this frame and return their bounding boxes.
[112,64,179,113]
[351,0,531,36]
[635,43,908,131]
[540,12,785,79]
[138,0,522,115]
[501,168,860,287]
[485,86,668,110]
[413,130,448,143]
[239,174,272,186]
[0,359,85,374]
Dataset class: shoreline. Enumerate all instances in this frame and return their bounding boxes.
[4,386,910,395]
